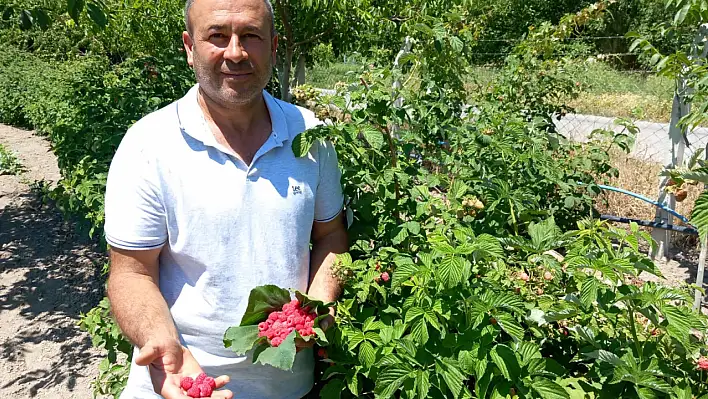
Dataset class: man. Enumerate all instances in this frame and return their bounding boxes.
[103,0,348,397]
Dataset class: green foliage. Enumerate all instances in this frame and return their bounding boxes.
[78,296,132,398]
[223,286,334,370]
[3,1,707,398]
[0,143,25,175]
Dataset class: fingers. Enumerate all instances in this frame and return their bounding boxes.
[214,375,230,388]
[211,388,234,399]
[319,314,335,332]
[135,344,159,366]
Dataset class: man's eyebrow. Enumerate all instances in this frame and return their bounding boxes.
[206,24,227,31]
[205,24,263,32]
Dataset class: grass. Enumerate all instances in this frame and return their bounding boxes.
[0,143,24,175]
[595,149,701,251]
[306,60,676,123]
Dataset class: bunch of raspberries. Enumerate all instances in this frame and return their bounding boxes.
[258,299,318,347]
[180,373,215,398]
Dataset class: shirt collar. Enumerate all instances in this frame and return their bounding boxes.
[176,84,289,150]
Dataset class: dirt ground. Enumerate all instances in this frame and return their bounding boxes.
[0,124,105,398]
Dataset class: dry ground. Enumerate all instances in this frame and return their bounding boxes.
[0,124,105,398]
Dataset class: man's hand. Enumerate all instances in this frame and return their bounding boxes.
[135,339,233,398]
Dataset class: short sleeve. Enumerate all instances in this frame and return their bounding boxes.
[104,132,168,250]
[314,140,344,222]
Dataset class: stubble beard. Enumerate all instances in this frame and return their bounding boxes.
[192,52,273,108]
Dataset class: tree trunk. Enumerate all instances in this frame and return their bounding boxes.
[293,53,306,88]
[280,45,293,101]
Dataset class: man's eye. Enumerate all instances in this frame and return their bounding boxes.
[210,33,225,39]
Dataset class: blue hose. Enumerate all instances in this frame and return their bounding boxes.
[593,183,693,225]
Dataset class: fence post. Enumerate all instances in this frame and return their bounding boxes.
[694,143,708,310]
[652,80,688,260]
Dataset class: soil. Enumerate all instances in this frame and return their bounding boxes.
[0,124,106,398]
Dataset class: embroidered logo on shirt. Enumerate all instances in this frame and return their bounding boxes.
[292,185,302,195]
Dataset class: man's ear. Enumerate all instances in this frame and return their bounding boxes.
[183,31,195,67]
[271,34,278,65]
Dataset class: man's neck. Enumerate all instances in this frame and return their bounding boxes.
[196,88,273,165]
[196,88,270,140]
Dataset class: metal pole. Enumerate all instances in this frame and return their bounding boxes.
[694,142,708,310]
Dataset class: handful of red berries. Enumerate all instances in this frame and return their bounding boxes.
[258,299,318,347]
[181,373,216,398]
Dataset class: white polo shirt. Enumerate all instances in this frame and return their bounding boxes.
[104,84,343,399]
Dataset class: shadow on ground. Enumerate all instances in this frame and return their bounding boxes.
[0,188,107,396]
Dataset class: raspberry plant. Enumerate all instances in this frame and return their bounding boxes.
[223,285,334,371]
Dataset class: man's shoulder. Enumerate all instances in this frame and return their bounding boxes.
[118,100,181,152]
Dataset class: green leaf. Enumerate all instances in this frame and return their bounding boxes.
[436,360,466,398]
[347,330,366,351]
[223,325,260,355]
[358,341,376,368]
[392,261,420,288]
[580,278,599,306]
[240,285,291,326]
[495,313,524,341]
[320,378,345,399]
[253,330,297,370]
[532,377,570,399]
[410,318,429,345]
[86,2,107,27]
[691,191,708,240]
[31,8,50,29]
[674,3,691,24]
[416,369,431,399]
[449,36,464,53]
[346,371,360,396]
[405,307,425,323]
[292,131,315,157]
[584,350,624,366]
[67,0,85,23]
[490,344,521,381]
[375,364,414,398]
[362,126,385,150]
[438,255,464,288]
[450,180,468,199]
[19,9,32,30]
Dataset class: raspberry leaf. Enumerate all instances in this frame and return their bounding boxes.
[295,290,335,315]
[240,285,292,326]
[223,325,261,355]
[253,330,298,370]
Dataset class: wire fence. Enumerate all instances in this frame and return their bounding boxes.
[553,113,708,165]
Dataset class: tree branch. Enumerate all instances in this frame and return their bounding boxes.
[292,26,335,48]
[274,0,294,46]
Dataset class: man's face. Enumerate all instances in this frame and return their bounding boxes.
[183,0,277,107]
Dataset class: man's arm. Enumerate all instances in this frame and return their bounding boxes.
[107,246,180,348]
[308,213,349,303]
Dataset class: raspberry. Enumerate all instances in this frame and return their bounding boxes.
[268,312,279,321]
[180,376,194,390]
[543,271,553,280]
[317,348,328,358]
[258,322,268,331]
[199,383,213,397]
[186,385,201,398]
[381,272,390,282]
[195,372,207,385]
[698,357,708,370]
[204,376,216,389]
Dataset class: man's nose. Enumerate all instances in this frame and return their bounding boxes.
[224,34,248,63]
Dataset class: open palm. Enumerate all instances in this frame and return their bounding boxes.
[136,341,233,399]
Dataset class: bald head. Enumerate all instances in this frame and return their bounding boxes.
[184,0,276,38]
